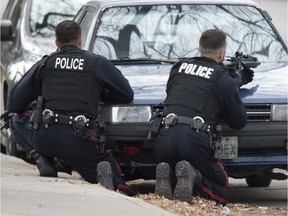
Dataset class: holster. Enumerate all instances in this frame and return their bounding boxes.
[147,116,162,141]
[30,96,44,130]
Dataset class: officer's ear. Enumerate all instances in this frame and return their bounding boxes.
[77,37,82,48]
[217,49,225,63]
[55,39,62,49]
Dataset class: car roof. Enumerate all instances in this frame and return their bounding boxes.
[86,0,259,8]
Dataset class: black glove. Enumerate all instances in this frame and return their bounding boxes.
[228,66,254,88]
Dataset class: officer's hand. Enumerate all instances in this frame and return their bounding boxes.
[239,66,254,86]
[228,66,254,88]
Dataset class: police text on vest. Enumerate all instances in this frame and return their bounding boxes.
[178,63,213,79]
[55,57,84,70]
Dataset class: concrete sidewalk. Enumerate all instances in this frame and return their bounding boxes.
[1,154,174,216]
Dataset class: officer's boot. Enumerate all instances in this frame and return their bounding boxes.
[155,162,176,200]
[30,150,57,177]
[53,158,72,175]
[96,161,115,191]
[174,160,197,203]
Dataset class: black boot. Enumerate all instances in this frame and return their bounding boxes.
[155,162,176,200]
[96,161,115,190]
[30,150,57,177]
[174,160,197,203]
[53,158,72,175]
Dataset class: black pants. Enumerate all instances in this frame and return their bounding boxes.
[153,124,228,205]
[10,114,132,193]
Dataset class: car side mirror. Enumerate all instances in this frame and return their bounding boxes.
[1,20,13,41]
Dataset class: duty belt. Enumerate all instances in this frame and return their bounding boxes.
[42,109,96,129]
[162,113,210,132]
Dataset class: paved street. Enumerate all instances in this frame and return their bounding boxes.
[228,176,287,208]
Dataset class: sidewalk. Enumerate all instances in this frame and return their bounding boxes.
[1,154,174,216]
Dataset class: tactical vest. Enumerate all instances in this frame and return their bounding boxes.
[164,57,224,129]
[41,48,102,116]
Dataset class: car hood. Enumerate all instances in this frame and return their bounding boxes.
[117,62,288,104]
[24,36,56,62]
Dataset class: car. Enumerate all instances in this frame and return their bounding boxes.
[0,0,87,157]
[73,0,287,185]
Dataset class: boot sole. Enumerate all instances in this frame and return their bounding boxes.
[97,161,114,190]
[155,162,173,199]
[174,161,194,203]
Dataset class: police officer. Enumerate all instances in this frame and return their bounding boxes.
[153,29,253,204]
[8,20,134,195]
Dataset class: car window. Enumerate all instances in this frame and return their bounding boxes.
[78,7,96,47]
[29,0,85,37]
[3,0,22,33]
[93,4,287,63]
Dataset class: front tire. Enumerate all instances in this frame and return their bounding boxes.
[246,175,272,187]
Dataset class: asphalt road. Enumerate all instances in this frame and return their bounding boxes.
[228,177,287,208]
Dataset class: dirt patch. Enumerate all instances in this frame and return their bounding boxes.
[126,179,287,216]
[137,193,287,216]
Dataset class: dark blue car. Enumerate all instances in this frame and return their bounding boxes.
[73,0,287,186]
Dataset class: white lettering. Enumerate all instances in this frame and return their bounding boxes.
[78,59,84,70]
[198,66,207,77]
[177,62,213,79]
[55,58,61,68]
[204,68,213,79]
[73,58,79,69]
[60,58,66,68]
[185,64,194,74]
[54,57,85,70]
[178,63,188,73]
[190,64,198,75]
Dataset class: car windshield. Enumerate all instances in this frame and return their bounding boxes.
[93,4,287,63]
[30,0,84,37]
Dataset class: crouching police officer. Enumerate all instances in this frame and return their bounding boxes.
[152,29,253,204]
[8,20,134,196]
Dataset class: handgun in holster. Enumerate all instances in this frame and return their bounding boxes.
[147,109,162,141]
[30,96,44,130]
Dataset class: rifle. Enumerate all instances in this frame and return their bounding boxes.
[225,51,260,72]
[225,51,260,87]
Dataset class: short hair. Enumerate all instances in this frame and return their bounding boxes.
[199,29,226,52]
[55,20,81,44]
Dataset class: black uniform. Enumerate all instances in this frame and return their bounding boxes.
[153,57,246,204]
[8,45,134,192]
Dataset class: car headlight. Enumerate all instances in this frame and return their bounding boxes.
[112,106,152,123]
[271,104,288,121]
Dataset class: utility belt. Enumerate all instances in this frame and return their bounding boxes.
[147,113,210,141]
[148,113,221,160]
[162,113,210,132]
[41,109,97,129]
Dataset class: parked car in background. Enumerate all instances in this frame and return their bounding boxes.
[0,0,87,157]
[73,0,287,185]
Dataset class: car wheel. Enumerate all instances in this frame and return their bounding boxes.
[246,175,272,187]
[6,135,26,159]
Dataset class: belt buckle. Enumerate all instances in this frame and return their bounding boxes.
[163,113,177,129]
